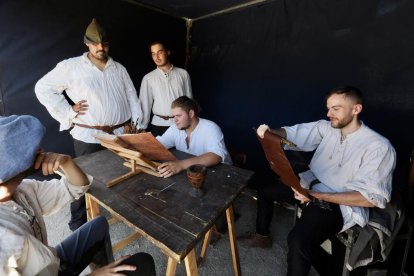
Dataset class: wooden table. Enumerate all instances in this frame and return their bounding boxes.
[75,150,254,276]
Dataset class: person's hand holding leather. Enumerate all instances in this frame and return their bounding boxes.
[257,124,269,138]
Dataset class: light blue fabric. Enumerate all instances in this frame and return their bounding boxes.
[0,115,45,183]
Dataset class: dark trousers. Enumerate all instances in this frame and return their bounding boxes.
[56,216,156,276]
[149,124,169,137]
[73,139,104,157]
[256,181,296,235]
[255,181,344,276]
[56,216,113,275]
[69,139,104,231]
[287,201,343,276]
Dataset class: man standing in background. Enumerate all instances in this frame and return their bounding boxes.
[140,41,192,136]
[35,18,143,231]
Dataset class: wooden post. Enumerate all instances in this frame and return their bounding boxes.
[226,204,241,276]
[112,232,141,253]
[198,226,214,265]
[184,249,199,276]
[166,257,178,276]
[85,193,100,221]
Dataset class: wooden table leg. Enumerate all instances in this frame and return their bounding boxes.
[166,257,178,276]
[184,249,199,276]
[198,226,214,265]
[226,204,241,276]
[85,193,100,221]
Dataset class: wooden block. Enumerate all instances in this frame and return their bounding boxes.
[166,258,178,276]
[226,205,241,276]
[112,232,141,253]
[106,170,142,188]
[184,249,199,276]
[85,193,100,221]
[123,162,160,177]
[198,226,214,265]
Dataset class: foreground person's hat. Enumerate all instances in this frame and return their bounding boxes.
[0,115,45,184]
[84,18,108,44]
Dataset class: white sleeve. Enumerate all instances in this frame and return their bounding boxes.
[283,120,328,151]
[184,71,192,98]
[122,68,143,129]
[139,75,153,129]
[156,126,175,149]
[346,143,396,208]
[34,61,78,131]
[202,123,228,163]
[19,175,92,216]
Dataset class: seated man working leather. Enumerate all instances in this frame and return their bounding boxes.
[156,96,232,177]
[239,86,396,276]
[0,115,155,275]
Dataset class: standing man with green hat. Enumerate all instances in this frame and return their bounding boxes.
[35,18,143,231]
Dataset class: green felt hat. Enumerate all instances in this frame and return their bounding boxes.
[84,18,108,43]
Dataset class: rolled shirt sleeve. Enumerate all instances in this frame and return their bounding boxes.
[19,175,92,216]
[122,66,143,129]
[345,143,396,208]
[35,61,77,131]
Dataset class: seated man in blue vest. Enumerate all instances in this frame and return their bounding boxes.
[0,115,155,275]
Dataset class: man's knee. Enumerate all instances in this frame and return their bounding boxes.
[90,216,109,232]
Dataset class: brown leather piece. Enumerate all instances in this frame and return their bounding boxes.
[256,130,308,197]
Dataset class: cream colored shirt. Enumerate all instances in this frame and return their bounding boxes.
[284,120,396,231]
[35,53,143,143]
[139,66,192,129]
[0,176,92,275]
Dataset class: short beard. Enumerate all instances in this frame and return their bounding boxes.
[177,122,191,130]
[332,116,353,129]
[94,51,108,60]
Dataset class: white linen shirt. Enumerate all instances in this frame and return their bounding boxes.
[35,53,143,143]
[0,175,92,275]
[283,120,396,231]
[139,66,192,129]
[156,118,232,164]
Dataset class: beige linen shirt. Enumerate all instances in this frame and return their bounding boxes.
[283,120,396,231]
[35,53,143,143]
[0,176,92,275]
[139,66,192,129]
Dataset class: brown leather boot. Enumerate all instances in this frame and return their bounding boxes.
[238,233,272,249]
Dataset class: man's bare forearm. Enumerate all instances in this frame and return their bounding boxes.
[309,190,375,207]
[179,152,221,169]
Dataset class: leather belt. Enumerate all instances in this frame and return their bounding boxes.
[308,198,332,211]
[307,179,332,211]
[75,119,130,134]
[309,179,321,188]
[154,114,174,120]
